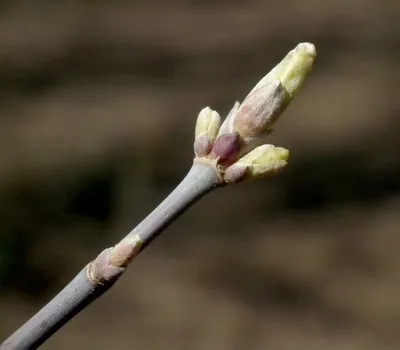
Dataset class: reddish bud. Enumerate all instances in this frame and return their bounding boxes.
[211,132,241,167]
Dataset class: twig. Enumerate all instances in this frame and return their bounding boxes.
[1,42,316,349]
[1,163,221,349]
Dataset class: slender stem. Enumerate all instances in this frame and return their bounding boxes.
[134,161,221,249]
[1,162,221,350]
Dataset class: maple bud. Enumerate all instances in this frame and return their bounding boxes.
[218,43,316,156]
[194,107,221,157]
[224,144,289,183]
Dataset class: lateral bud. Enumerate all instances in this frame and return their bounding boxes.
[194,107,221,157]
[224,144,289,183]
[210,132,242,167]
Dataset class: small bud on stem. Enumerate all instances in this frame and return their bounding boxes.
[224,144,289,183]
[194,107,221,157]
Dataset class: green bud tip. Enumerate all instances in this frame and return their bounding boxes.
[262,42,316,100]
[195,107,221,141]
[224,144,289,183]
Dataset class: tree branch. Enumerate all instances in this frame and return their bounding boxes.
[1,162,222,350]
[1,42,316,349]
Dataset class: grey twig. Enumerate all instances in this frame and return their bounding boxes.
[1,42,316,349]
[1,163,221,349]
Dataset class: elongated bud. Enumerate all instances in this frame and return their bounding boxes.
[194,107,221,157]
[223,144,289,183]
[232,43,316,151]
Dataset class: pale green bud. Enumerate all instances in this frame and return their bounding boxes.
[231,43,316,152]
[252,42,316,100]
[194,107,221,157]
[195,106,221,140]
[223,144,289,183]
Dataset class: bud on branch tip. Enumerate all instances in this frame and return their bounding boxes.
[193,42,316,184]
[0,44,316,349]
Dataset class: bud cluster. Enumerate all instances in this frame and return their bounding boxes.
[193,43,316,183]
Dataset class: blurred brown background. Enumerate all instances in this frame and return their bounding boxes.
[0,1,399,349]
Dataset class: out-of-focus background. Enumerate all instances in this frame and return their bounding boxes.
[0,1,399,349]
